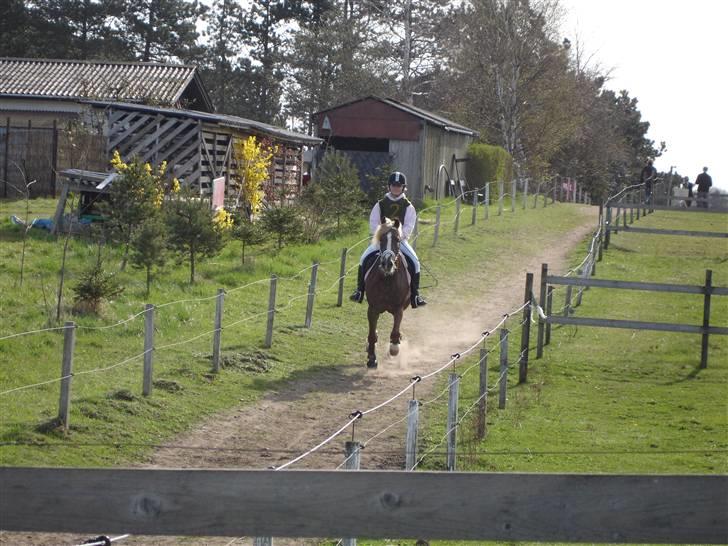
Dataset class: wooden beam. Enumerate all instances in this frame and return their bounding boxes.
[607,225,728,238]
[547,315,728,335]
[1,468,726,543]
[125,117,178,159]
[108,113,154,153]
[140,120,196,163]
[545,275,728,296]
[117,114,165,158]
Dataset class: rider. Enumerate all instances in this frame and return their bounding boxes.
[350,171,427,308]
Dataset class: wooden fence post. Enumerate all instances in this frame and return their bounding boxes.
[552,184,557,204]
[498,181,504,216]
[337,248,347,307]
[484,184,490,220]
[433,205,441,246]
[212,289,224,373]
[405,400,419,471]
[471,190,477,225]
[342,441,363,546]
[143,304,155,396]
[701,269,712,369]
[477,349,488,439]
[519,273,533,383]
[545,286,553,346]
[537,263,548,359]
[511,180,516,212]
[58,321,76,430]
[604,206,612,249]
[498,328,508,409]
[446,372,459,471]
[253,537,272,546]
[454,196,460,234]
[264,275,277,348]
[575,268,585,307]
[523,179,528,210]
[305,262,319,328]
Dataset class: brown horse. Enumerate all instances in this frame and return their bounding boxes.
[364,218,411,369]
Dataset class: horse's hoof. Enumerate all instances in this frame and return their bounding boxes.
[389,343,400,356]
[367,358,378,369]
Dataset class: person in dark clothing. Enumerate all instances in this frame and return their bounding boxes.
[640,159,657,202]
[695,167,712,208]
[683,176,693,207]
[350,171,427,308]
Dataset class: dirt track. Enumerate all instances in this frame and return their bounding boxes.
[1,206,598,546]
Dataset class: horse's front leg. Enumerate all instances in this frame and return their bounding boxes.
[389,308,403,356]
[367,305,379,369]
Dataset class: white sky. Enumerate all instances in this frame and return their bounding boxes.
[560,0,728,190]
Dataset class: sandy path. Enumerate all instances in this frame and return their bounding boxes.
[1,206,597,546]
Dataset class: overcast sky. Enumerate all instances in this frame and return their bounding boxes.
[559,0,728,190]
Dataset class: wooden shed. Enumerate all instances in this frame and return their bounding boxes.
[0,58,320,203]
[312,96,479,203]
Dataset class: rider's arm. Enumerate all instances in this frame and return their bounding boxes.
[368,202,381,235]
[401,205,416,240]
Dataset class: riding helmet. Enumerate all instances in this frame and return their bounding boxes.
[388,171,407,187]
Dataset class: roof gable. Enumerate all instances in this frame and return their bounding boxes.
[313,96,478,137]
[0,57,214,112]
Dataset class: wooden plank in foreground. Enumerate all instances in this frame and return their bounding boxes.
[1,469,726,543]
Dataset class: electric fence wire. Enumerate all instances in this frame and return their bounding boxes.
[272,301,527,470]
[412,364,510,470]
[0,235,375,342]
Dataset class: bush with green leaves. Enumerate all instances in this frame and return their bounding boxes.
[233,213,268,264]
[302,151,364,239]
[165,190,231,283]
[72,261,124,315]
[467,143,513,191]
[100,152,174,270]
[260,206,302,249]
[130,217,168,296]
[364,162,393,207]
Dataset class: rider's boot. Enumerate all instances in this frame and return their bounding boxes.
[410,271,427,308]
[349,264,365,303]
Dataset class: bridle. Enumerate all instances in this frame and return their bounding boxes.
[378,228,400,275]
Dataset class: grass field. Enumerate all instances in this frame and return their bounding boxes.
[0,193,591,468]
[1,196,726,545]
[355,210,728,546]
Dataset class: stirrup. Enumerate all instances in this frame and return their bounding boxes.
[350,290,364,303]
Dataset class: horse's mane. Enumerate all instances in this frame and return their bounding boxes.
[372,218,402,246]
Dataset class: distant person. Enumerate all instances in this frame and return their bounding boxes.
[640,159,657,202]
[683,176,693,207]
[695,167,712,208]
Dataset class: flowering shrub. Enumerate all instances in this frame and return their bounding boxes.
[231,136,275,216]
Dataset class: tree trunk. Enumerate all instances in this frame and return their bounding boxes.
[189,245,196,284]
[146,266,152,296]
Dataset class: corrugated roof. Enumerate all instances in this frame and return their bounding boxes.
[0,58,207,108]
[84,100,322,146]
[313,96,479,137]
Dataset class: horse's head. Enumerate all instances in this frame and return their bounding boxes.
[373,218,402,276]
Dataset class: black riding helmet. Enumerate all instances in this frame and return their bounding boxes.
[388,171,407,188]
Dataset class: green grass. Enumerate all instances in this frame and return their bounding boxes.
[345,212,728,546]
[0,194,590,467]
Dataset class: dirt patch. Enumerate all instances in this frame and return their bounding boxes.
[1,207,597,546]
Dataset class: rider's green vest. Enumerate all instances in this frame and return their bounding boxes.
[378,196,411,225]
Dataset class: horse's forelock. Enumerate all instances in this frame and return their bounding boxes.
[373,219,401,245]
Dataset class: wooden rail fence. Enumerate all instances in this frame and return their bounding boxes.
[1,468,725,543]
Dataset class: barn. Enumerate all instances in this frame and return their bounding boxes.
[0,57,320,206]
[312,96,479,203]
